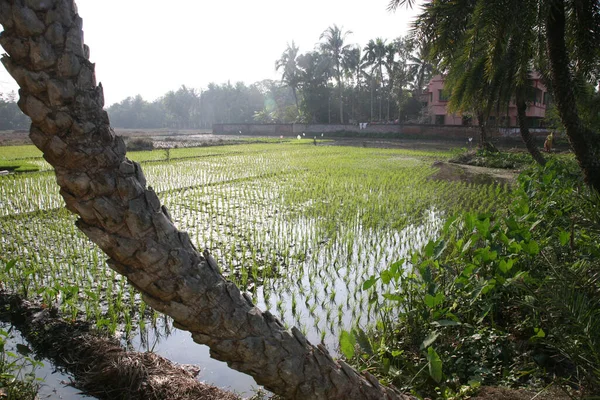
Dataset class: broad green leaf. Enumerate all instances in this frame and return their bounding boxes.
[353,327,373,355]
[431,319,461,327]
[424,292,445,308]
[421,331,439,349]
[16,343,32,356]
[339,330,356,359]
[382,293,403,302]
[533,327,545,338]
[389,259,404,276]
[559,230,570,246]
[427,347,443,383]
[380,270,393,285]
[525,240,540,255]
[424,241,435,258]
[362,276,378,291]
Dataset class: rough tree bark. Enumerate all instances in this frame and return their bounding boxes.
[515,92,546,166]
[546,0,600,191]
[0,1,412,399]
[476,111,498,152]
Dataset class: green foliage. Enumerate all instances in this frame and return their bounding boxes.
[353,157,600,397]
[0,161,40,173]
[125,137,154,151]
[0,302,43,399]
[449,149,535,170]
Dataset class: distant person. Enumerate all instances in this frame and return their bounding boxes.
[544,132,554,152]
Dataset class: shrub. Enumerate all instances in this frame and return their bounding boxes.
[126,137,154,151]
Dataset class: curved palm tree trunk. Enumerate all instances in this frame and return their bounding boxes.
[516,93,546,166]
[546,0,600,192]
[0,2,411,399]
[476,112,498,152]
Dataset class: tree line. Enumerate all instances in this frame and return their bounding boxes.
[0,91,30,130]
[275,26,432,124]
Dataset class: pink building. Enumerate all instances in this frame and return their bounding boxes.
[425,73,550,127]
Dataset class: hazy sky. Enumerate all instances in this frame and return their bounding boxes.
[0,0,420,106]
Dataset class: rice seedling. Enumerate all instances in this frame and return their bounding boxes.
[0,142,508,352]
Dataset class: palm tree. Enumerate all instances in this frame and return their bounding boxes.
[319,25,352,124]
[342,46,363,122]
[275,41,301,114]
[407,40,433,97]
[0,2,416,399]
[363,38,388,121]
[390,0,600,190]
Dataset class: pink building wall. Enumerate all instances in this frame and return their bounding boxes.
[425,73,549,127]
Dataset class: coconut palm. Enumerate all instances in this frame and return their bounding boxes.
[275,41,301,114]
[319,25,352,124]
[0,1,415,399]
[363,38,388,121]
[390,0,600,190]
[407,40,433,97]
[342,46,363,122]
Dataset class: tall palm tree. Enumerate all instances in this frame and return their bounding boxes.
[275,41,301,114]
[407,40,433,97]
[319,25,352,124]
[363,38,388,122]
[390,0,600,190]
[0,1,415,399]
[342,46,363,122]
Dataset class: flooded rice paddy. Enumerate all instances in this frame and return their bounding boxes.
[0,142,508,395]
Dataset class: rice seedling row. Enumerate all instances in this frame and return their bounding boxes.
[0,143,509,351]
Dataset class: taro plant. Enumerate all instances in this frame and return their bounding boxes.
[348,157,600,397]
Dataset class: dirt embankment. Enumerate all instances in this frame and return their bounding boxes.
[0,293,241,400]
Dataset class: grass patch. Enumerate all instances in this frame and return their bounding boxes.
[0,160,40,173]
[0,145,43,160]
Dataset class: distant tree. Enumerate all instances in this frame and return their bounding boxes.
[320,25,352,124]
[163,85,201,129]
[363,38,388,121]
[297,51,331,123]
[342,46,364,122]
[407,40,432,97]
[0,91,29,130]
[275,42,302,116]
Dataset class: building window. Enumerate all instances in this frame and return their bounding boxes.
[543,92,551,106]
[435,115,445,125]
[526,117,542,128]
[438,89,450,102]
[462,115,472,126]
[429,92,433,103]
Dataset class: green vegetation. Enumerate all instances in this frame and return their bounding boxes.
[0,143,507,350]
[0,323,43,400]
[0,160,40,173]
[344,157,599,397]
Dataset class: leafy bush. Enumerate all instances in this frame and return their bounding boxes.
[347,157,600,398]
[450,149,534,169]
[125,137,154,151]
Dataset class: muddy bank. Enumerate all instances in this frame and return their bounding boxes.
[0,293,240,400]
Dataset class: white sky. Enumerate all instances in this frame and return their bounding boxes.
[0,0,420,107]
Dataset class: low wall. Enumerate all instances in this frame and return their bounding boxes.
[212,123,548,140]
[213,123,293,135]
